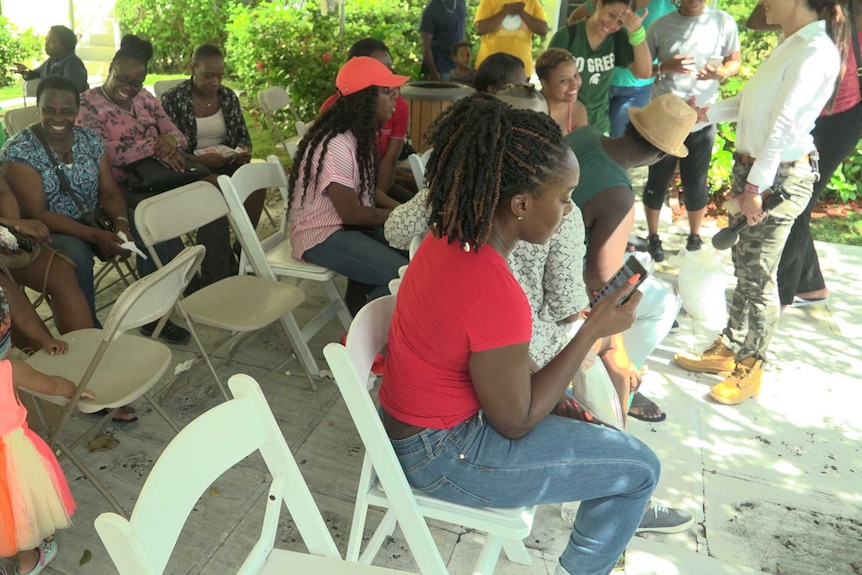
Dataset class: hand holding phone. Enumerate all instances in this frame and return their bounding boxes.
[590,255,649,307]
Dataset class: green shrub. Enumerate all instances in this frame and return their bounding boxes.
[226,0,424,122]
[0,17,42,88]
[116,0,245,72]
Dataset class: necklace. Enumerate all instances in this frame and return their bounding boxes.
[194,94,217,108]
[440,0,456,14]
[100,86,133,113]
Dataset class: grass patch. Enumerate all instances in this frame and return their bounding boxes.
[0,82,25,101]
[810,211,862,246]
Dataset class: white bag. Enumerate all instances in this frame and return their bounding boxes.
[677,248,728,328]
[568,350,625,430]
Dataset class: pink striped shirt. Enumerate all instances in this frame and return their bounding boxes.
[290,132,370,259]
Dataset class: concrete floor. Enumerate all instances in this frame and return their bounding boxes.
[5,198,861,575]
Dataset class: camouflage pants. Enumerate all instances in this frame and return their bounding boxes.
[720,156,818,362]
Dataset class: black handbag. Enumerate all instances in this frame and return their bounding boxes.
[124,155,210,196]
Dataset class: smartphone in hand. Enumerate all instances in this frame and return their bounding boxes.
[590,255,649,307]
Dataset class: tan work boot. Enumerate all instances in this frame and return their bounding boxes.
[674,338,736,374]
[709,358,763,405]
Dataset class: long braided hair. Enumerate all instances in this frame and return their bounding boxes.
[425,93,571,250]
[807,0,849,112]
[288,87,379,209]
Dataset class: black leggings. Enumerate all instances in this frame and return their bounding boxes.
[643,125,716,213]
[777,100,862,305]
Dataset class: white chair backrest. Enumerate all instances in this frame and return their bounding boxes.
[101,245,205,337]
[153,79,185,100]
[407,153,426,192]
[217,158,288,282]
[408,235,425,261]
[286,142,299,161]
[24,78,41,98]
[3,106,40,137]
[258,86,301,123]
[323,297,447,574]
[134,181,231,248]
[95,374,343,575]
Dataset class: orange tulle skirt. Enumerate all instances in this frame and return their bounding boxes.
[0,422,75,557]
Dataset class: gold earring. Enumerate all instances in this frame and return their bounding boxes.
[517,215,524,220]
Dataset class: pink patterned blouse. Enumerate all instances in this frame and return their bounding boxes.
[76,87,187,182]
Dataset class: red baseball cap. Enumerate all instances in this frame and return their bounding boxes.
[336,56,409,97]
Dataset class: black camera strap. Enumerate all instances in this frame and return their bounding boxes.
[29,123,91,219]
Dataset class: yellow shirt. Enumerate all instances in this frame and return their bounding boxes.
[474,0,547,77]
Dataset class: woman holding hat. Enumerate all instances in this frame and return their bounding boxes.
[675,0,845,405]
[289,57,410,316]
[567,93,696,422]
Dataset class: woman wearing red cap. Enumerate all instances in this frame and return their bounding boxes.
[288,57,410,315]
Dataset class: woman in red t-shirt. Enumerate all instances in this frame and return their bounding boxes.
[379,93,659,575]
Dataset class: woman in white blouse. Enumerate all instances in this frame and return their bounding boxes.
[674,0,846,405]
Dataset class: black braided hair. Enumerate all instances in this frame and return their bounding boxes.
[424,92,571,250]
[288,87,379,210]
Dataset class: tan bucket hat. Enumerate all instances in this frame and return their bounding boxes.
[627,94,697,158]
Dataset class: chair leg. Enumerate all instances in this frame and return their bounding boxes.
[143,393,182,434]
[358,508,397,565]
[278,313,320,391]
[473,534,504,575]
[55,439,127,517]
[325,279,353,330]
[501,538,533,566]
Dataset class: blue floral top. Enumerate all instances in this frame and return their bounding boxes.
[0,126,103,219]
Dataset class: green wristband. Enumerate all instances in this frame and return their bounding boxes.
[628,27,646,46]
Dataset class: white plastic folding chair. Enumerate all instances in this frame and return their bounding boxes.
[153,78,184,101]
[258,86,308,152]
[24,245,205,515]
[95,374,414,575]
[3,106,39,136]
[218,156,352,379]
[323,296,536,575]
[134,180,313,397]
[22,78,41,106]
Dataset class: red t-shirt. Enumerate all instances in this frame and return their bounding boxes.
[319,94,409,161]
[379,235,532,430]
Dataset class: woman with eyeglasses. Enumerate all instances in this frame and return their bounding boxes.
[75,35,191,344]
[289,57,410,316]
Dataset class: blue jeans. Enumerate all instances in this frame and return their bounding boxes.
[608,85,653,138]
[391,412,660,575]
[303,227,408,301]
[49,233,97,321]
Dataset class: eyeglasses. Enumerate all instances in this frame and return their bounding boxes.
[111,68,145,89]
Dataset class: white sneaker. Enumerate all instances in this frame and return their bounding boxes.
[636,501,695,533]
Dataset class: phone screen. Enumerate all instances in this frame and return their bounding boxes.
[590,255,649,307]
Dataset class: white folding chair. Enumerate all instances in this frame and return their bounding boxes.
[323,296,536,575]
[153,78,185,101]
[95,374,414,575]
[24,246,205,515]
[258,86,309,153]
[218,156,352,379]
[3,106,40,136]
[22,78,41,107]
[134,181,313,397]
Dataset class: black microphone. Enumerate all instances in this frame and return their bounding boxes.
[712,188,789,250]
